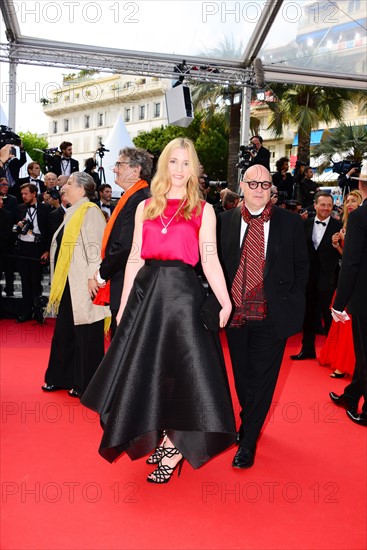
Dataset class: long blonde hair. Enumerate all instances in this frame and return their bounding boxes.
[342,189,362,230]
[143,138,202,220]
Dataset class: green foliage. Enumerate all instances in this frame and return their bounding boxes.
[313,123,367,171]
[133,112,229,178]
[19,131,49,169]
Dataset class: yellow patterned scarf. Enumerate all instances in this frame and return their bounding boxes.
[46,202,105,316]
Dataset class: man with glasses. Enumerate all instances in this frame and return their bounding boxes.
[218,164,309,468]
[93,147,152,336]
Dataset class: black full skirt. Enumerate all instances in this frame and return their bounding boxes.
[81,262,236,468]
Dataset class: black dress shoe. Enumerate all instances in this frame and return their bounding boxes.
[329,392,357,413]
[290,351,316,360]
[68,389,81,398]
[16,314,33,323]
[346,410,367,426]
[232,447,255,469]
[41,384,62,392]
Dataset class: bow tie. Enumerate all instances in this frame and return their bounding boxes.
[102,204,111,209]
[315,220,326,226]
[30,178,38,183]
[61,157,70,162]
[28,204,36,209]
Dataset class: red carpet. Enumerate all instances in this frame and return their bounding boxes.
[1,319,366,550]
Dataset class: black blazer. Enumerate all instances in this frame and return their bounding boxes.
[48,205,66,247]
[304,216,342,292]
[218,206,309,340]
[2,193,18,222]
[99,188,150,310]
[16,202,50,254]
[47,156,79,177]
[249,146,271,171]
[333,201,367,316]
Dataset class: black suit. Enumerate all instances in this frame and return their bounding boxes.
[333,200,367,414]
[219,206,309,450]
[47,156,79,177]
[48,205,66,247]
[249,146,271,171]
[13,177,46,203]
[300,178,319,208]
[4,151,27,186]
[99,187,150,334]
[16,202,50,318]
[300,216,342,355]
[95,200,115,218]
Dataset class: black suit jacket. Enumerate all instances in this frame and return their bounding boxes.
[249,146,270,171]
[304,216,342,292]
[333,201,367,316]
[2,193,18,222]
[47,156,79,177]
[16,202,50,254]
[99,188,150,310]
[48,205,66,247]
[218,206,309,339]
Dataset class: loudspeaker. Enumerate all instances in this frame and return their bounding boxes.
[165,85,194,128]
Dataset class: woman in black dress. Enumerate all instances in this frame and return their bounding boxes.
[82,138,236,483]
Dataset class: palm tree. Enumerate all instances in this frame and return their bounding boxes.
[265,84,362,164]
[313,123,367,172]
[191,38,260,190]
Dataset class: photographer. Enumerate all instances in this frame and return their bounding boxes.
[47,141,79,177]
[248,135,270,171]
[41,172,61,208]
[0,128,26,183]
[14,183,50,323]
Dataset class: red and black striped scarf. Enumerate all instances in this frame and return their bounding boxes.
[230,200,273,327]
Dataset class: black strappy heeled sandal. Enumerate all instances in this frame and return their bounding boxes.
[147,448,184,484]
[146,431,167,464]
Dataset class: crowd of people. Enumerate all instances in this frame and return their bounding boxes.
[0,134,366,485]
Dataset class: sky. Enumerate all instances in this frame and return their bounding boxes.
[0,0,312,136]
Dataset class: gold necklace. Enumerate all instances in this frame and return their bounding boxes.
[160,200,186,234]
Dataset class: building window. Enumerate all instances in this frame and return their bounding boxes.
[64,119,69,132]
[85,115,90,129]
[98,113,103,127]
[139,105,145,120]
[153,103,160,118]
[125,108,131,122]
[53,121,58,134]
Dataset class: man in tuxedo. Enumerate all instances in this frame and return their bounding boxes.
[291,191,342,360]
[95,184,115,219]
[94,147,151,336]
[330,171,367,426]
[218,164,309,468]
[47,141,79,177]
[14,162,46,202]
[248,135,271,171]
[0,177,18,296]
[15,183,50,322]
[0,194,13,313]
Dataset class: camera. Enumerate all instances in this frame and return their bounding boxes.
[0,125,21,149]
[12,218,33,235]
[48,186,61,201]
[237,144,257,170]
[96,142,109,158]
[332,160,362,175]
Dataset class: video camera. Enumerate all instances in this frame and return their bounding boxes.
[0,125,21,157]
[237,144,257,170]
[96,142,109,158]
[332,160,362,175]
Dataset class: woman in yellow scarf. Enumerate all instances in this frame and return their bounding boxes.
[42,172,110,398]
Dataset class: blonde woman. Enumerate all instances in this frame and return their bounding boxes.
[82,138,236,483]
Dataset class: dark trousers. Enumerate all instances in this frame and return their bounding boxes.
[226,322,287,451]
[17,241,43,316]
[344,315,367,414]
[301,285,334,354]
[45,282,105,394]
